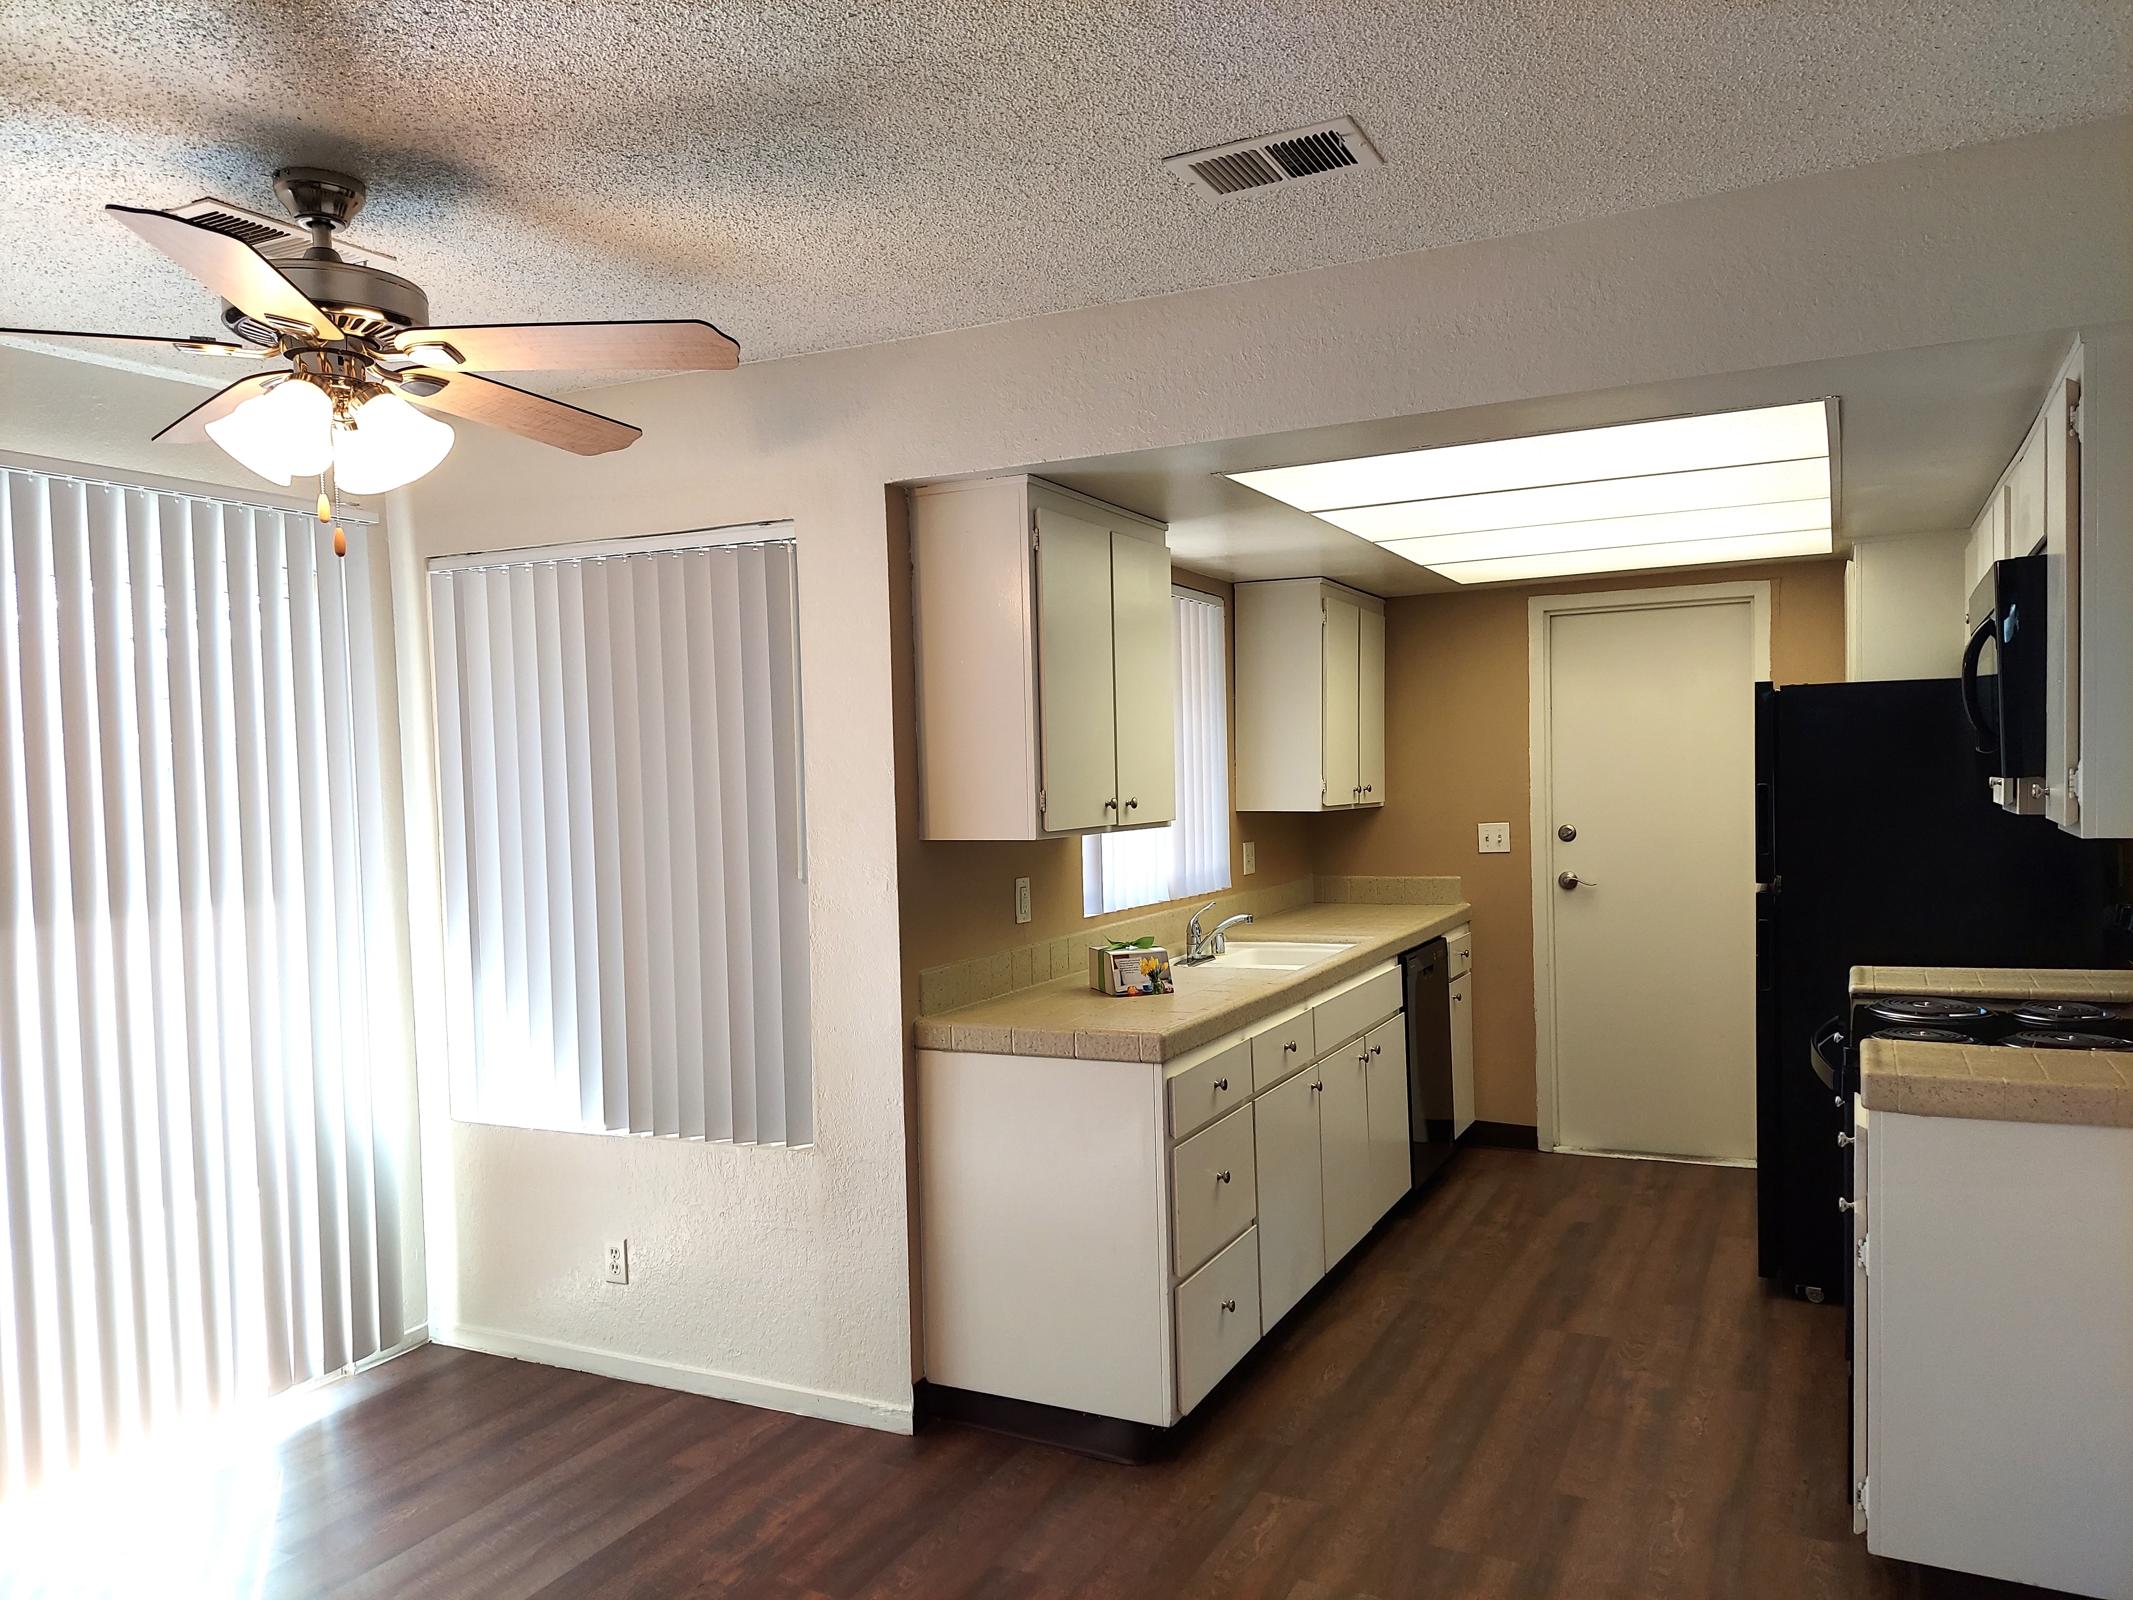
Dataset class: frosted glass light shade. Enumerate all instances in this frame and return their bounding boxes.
[205,378,334,485]
[333,392,454,494]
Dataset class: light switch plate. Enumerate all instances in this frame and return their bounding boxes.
[1013,877,1031,924]
[1242,842,1257,876]
[1477,822,1511,854]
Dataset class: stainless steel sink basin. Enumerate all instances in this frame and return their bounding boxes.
[1197,940,1353,972]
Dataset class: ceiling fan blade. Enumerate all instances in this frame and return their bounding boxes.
[108,205,342,342]
[387,368,641,455]
[152,371,287,444]
[0,325,271,357]
[386,319,739,373]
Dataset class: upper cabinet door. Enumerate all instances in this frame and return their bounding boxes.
[1035,505,1119,832]
[2005,416,2048,561]
[1109,531,1176,827]
[1322,593,1361,806]
[1357,605,1385,807]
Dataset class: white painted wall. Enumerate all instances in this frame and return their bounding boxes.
[9,118,2130,1428]
[1846,530,1969,680]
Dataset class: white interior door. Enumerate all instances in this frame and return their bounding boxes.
[1034,505,1117,832]
[1108,531,1175,827]
[1321,593,1360,807]
[1541,594,1759,1162]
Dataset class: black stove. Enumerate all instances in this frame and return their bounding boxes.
[2003,1028,2129,1050]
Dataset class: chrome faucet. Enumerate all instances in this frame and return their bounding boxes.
[1184,902,1255,963]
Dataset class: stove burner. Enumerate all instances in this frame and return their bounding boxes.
[1864,996,1995,1026]
[1869,1026,1971,1043]
[2002,1030,2128,1051]
[2009,1000,2114,1028]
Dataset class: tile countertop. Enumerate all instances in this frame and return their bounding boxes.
[1849,965,2133,1002]
[1859,1036,2133,1129]
[914,901,1471,1063]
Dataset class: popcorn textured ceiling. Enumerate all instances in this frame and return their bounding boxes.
[2,0,2127,387]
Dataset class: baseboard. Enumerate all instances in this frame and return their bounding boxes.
[435,1323,914,1434]
[1460,1120,1541,1150]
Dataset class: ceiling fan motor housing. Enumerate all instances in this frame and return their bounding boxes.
[221,255,431,345]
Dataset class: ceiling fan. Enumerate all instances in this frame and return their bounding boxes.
[2,167,739,546]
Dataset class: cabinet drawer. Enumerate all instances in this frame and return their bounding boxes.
[1312,965,1401,1055]
[1168,1040,1250,1140]
[1249,1006,1316,1092]
[1171,1103,1257,1277]
[1175,1225,1260,1415]
[1446,925,1471,979]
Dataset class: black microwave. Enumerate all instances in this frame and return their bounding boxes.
[1961,553,2048,813]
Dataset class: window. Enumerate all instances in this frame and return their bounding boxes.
[1082,587,1230,916]
[0,463,410,1489]
[428,530,812,1146]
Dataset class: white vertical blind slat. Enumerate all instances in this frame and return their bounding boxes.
[0,466,407,1492]
[430,538,808,1146]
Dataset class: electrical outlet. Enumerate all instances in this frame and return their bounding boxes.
[1477,822,1511,854]
[1014,877,1031,924]
[604,1239,629,1285]
[1242,842,1257,876]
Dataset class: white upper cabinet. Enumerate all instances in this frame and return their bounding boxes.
[911,475,1176,840]
[1235,578,1388,811]
[1108,528,1177,828]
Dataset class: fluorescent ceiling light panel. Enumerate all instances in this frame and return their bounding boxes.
[1225,400,1835,584]
[1426,528,1833,586]
[1319,457,1830,542]
[1376,497,1832,568]
[1229,401,1829,512]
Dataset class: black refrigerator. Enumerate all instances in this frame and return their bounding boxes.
[1755,678,2124,1302]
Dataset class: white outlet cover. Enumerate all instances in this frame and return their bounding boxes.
[1242,841,1257,875]
[1477,822,1511,854]
[605,1239,629,1285]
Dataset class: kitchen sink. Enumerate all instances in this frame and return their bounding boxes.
[1197,940,1353,972]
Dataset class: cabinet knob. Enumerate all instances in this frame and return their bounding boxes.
[1213,1077,1228,1092]
[1103,797,1118,811]
[1362,784,1373,795]
[1311,1081,1324,1093]
[1220,1298,1237,1314]
[1837,1197,1858,1215]
[1283,1040,1298,1054]
[1370,1044,1382,1057]
[1836,1131,1856,1149]
[1216,1169,1232,1184]
[1125,796,1139,810]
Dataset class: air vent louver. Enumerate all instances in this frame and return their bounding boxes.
[170,197,395,261]
[1164,116,1381,199]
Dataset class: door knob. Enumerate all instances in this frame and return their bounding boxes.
[1557,871,1597,891]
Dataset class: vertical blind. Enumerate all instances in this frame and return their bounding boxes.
[429,536,812,1146]
[1083,588,1231,916]
[0,465,407,1494]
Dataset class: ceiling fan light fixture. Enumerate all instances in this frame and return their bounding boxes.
[331,390,454,494]
[205,375,334,484]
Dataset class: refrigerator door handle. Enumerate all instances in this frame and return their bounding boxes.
[1959,612,1998,756]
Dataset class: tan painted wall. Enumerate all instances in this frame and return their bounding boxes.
[890,489,1314,983]
[1313,558,1848,1126]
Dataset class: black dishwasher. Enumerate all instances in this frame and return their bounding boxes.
[1402,938,1458,1188]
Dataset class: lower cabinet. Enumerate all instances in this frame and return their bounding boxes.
[1254,998,1414,1331]
[1174,1225,1261,1414]
[917,955,1422,1436]
[1319,1044,1376,1268]
[1254,1065,1325,1328]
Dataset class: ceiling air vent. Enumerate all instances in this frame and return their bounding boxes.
[169,197,394,260]
[1163,116,1382,198]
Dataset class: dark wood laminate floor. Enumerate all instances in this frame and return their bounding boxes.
[259,1149,2069,1600]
